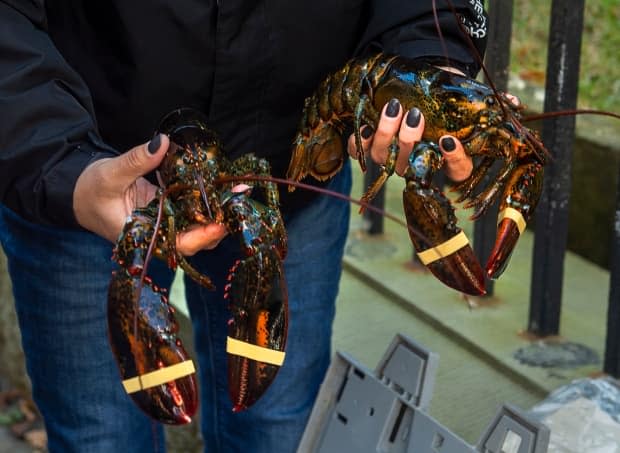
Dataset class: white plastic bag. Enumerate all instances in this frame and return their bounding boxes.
[529,378,620,453]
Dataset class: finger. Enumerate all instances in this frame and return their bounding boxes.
[347,125,374,160]
[133,177,160,208]
[395,107,424,176]
[369,98,402,165]
[107,134,170,187]
[176,222,229,256]
[505,93,521,107]
[176,185,247,255]
[439,136,473,182]
[232,184,252,193]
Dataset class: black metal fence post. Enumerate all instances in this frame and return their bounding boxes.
[473,0,514,296]
[604,169,620,378]
[528,0,585,336]
[362,162,386,235]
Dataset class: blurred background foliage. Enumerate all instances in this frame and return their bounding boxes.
[510,0,620,113]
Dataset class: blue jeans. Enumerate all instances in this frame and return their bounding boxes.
[0,163,351,452]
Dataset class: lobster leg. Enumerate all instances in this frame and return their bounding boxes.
[360,136,399,211]
[178,255,216,289]
[353,94,370,171]
[486,159,544,279]
[160,211,216,289]
[464,159,517,220]
[230,154,289,259]
[108,206,198,424]
[453,156,495,202]
[403,142,486,295]
[350,93,381,171]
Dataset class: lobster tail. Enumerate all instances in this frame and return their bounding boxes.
[287,121,346,190]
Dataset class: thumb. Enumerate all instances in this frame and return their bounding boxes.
[110,134,169,185]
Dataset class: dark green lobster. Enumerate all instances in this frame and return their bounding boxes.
[107,108,288,424]
[287,53,546,295]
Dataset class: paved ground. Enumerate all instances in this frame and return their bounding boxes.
[0,428,32,453]
[0,379,40,453]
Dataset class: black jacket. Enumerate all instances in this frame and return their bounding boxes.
[0,0,487,227]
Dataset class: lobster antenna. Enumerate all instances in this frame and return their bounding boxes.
[193,169,213,219]
[523,109,620,122]
[215,174,433,248]
[132,192,167,338]
[442,0,551,161]
[133,184,191,338]
[432,0,453,71]
[441,0,508,118]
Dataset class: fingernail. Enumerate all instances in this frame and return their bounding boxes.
[361,126,374,139]
[148,134,162,154]
[441,137,456,152]
[385,98,400,118]
[406,108,421,128]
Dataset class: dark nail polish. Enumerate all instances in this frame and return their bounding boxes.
[406,108,421,128]
[361,126,374,139]
[148,134,161,154]
[385,98,400,118]
[441,137,456,152]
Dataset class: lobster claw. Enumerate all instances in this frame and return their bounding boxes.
[108,270,198,424]
[225,249,288,412]
[485,161,544,279]
[486,209,523,279]
[403,143,486,296]
[219,190,288,412]
[107,210,198,425]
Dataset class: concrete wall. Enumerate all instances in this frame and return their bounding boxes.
[569,130,619,268]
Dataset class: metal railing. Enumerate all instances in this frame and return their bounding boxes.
[528,0,584,336]
[363,0,620,379]
[606,174,620,376]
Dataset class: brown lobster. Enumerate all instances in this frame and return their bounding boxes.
[287,53,546,296]
[107,108,288,424]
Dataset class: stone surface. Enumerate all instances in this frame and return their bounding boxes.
[0,426,33,453]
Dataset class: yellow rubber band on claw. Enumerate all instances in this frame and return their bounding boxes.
[417,231,470,265]
[498,207,526,234]
[122,360,195,394]
[226,337,286,366]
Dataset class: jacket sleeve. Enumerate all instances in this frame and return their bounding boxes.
[0,1,118,228]
[357,0,488,77]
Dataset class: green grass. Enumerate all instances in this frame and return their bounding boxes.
[510,0,620,113]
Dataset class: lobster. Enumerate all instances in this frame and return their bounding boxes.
[287,53,547,296]
[107,108,288,424]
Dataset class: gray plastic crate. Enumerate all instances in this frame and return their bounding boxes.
[298,333,549,453]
